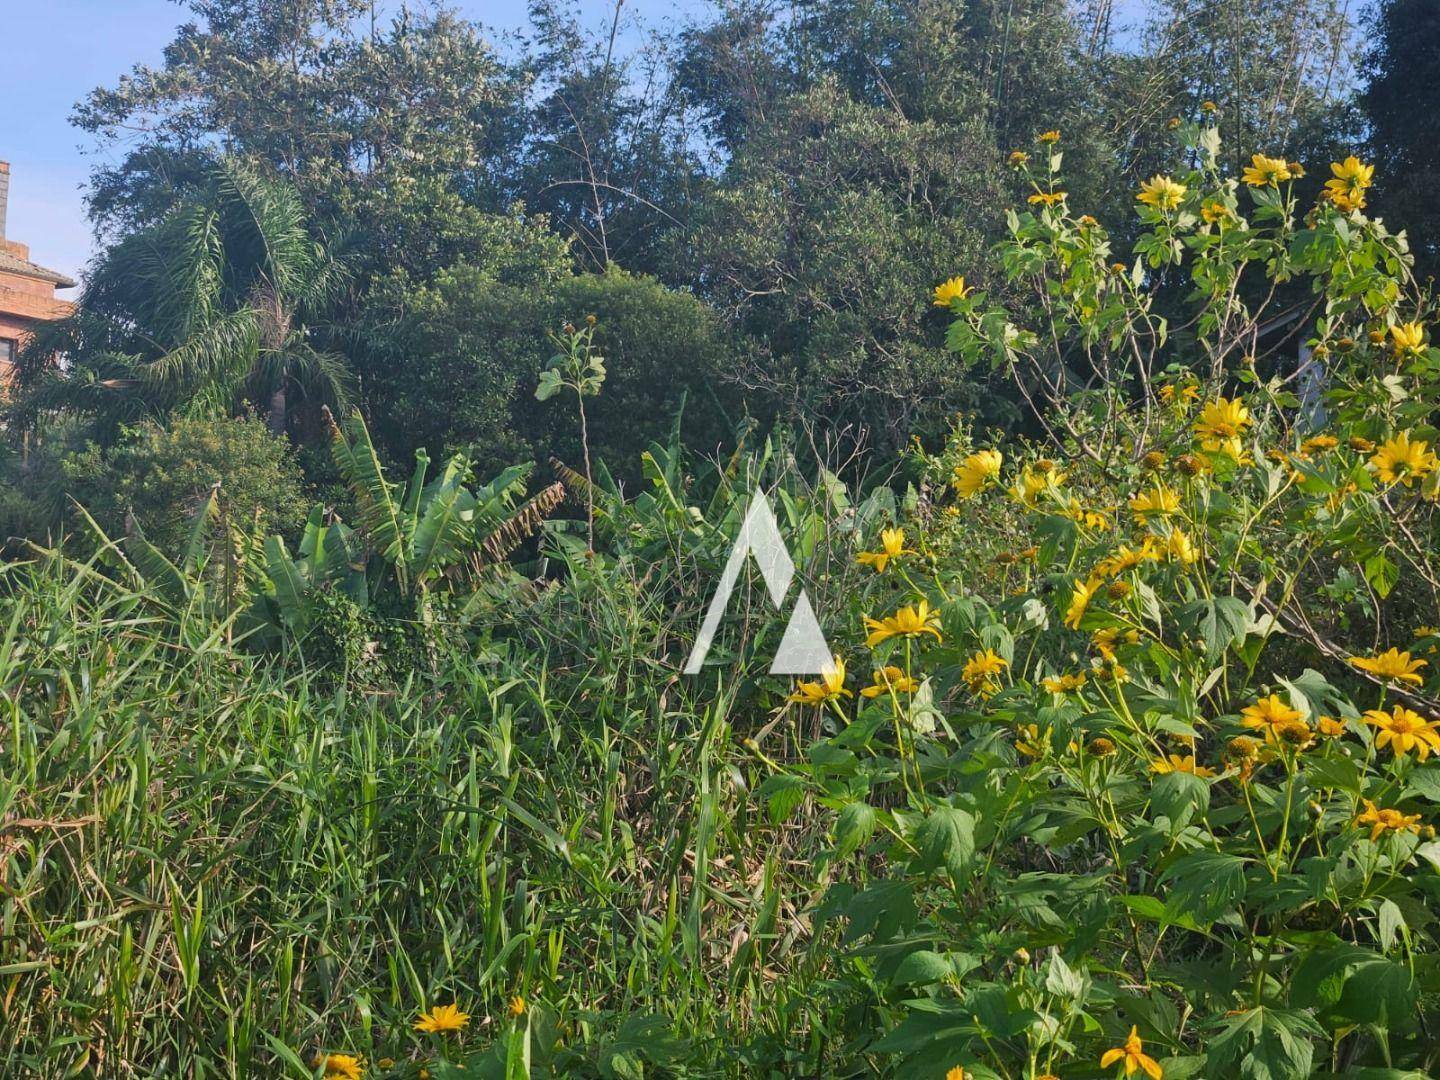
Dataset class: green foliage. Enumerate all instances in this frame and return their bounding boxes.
[73,1,530,282]
[17,4,1440,1077]
[362,267,743,480]
[1362,0,1440,279]
[59,412,309,554]
[11,162,350,441]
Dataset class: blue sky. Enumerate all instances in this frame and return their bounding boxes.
[0,0,701,285]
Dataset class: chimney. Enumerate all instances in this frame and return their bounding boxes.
[0,162,8,240]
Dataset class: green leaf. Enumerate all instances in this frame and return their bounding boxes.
[535,368,563,401]
[329,409,408,570]
[1158,850,1246,923]
[1043,952,1087,999]
[1364,553,1398,599]
[1120,894,1205,933]
[1403,765,1440,802]
[262,535,309,631]
[891,949,963,988]
[1150,770,1210,833]
[754,774,807,824]
[910,806,976,880]
[1206,1006,1323,1080]
[1181,596,1252,661]
[833,800,876,858]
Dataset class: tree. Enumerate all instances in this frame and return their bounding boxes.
[1361,0,1440,280]
[60,413,309,556]
[72,0,545,284]
[13,162,350,442]
[1098,0,1358,187]
[505,0,704,275]
[358,266,745,480]
[667,0,1115,453]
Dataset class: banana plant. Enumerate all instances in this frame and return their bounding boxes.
[240,409,542,644]
[63,407,557,654]
[321,407,532,596]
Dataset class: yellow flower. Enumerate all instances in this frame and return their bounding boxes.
[1092,626,1138,660]
[1062,497,1111,530]
[415,1003,471,1034]
[1038,129,1061,144]
[1096,541,1159,578]
[933,275,972,308]
[946,1067,969,1080]
[1150,753,1216,778]
[954,449,1004,498]
[1200,100,1218,113]
[1324,155,1374,211]
[1391,321,1426,356]
[1279,719,1315,749]
[1241,694,1304,742]
[1088,736,1117,756]
[1042,671,1088,694]
[865,601,943,647]
[1356,798,1423,841]
[1028,190,1067,207]
[1164,528,1198,565]
[508,995,526,1018]
[1100,1025,1163,1079]
[962,648,1009,696]
[1349,648,1428,686]
[1317,715,1346,738]
[1015,723,1049,758]
[1128,485,1180,525]
[1064,577,1102,630]
[1370,432,1438,487]
[1159,382,1199,405]
[1300,433,1338,454]
[1172,452,1209,477]
[1008,150,1030,167]
[1242,153,1293,187]
[1137,175,1187,211]
[1363,706,1440,760]
[788,656,852,704]
[1008,464,1064,505]
[1200,200,1231,226]
[860,665,919,698]
[1193,397,1252,450]
[857,527,914,572]
[319,1055,364,1080]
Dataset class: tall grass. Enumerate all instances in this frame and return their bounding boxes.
[1,537,854,1077]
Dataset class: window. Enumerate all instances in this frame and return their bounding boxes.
[0,339,14,367]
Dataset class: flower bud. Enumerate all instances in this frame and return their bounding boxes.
[1087,736,1117,757]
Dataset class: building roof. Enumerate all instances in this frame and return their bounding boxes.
[0,246,76,289]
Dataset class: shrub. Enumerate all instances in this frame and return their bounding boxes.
[776,123,1440,1076]
[361,266,747,480]
[61,413,309,553]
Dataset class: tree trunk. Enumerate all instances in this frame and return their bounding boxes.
[268,385,287,436]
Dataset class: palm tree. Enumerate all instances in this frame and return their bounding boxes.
[11,161,351,441]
